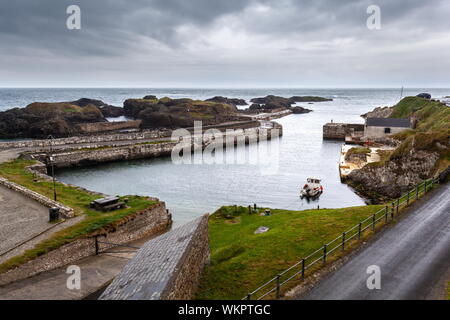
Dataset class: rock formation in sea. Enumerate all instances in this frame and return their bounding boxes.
[205,96,248,106]
[123,96,246,129]
[70,98,124,118]
[0,102,106,138]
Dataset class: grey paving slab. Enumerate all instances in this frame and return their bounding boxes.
[100,216,203,300]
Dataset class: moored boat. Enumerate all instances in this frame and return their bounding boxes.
[300,178,323,199]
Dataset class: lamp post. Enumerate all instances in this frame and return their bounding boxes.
[48,135,57,201]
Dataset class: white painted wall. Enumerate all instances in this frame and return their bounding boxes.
[364,126,408,138]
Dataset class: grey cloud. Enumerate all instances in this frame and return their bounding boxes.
[0,0,449,87]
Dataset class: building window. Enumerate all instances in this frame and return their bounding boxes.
[384,127,391,134]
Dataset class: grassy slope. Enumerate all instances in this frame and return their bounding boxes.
[0,159,157,273]
[196,205,382,300]
[388,97,450,169]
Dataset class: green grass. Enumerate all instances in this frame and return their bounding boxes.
[196,204,382,300]
[347,147,370,155]
[386,96,449,165]
[0,159,157,273]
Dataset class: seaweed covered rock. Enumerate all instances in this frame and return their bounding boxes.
[248,95,328,111]
[0,102,106,138]
[124,97,243,129]
[206,96,247,106]
[70,98,124,118]
[290,106,312,114]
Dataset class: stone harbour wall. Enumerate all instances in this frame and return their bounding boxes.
[0,129,171,150]
[0,177,74,218]
[75,120,142,134]
[163,215,209,300]
[0,202,171,286]
[100,214,209,300]
[33,124,283,169]
[323,123,364,140]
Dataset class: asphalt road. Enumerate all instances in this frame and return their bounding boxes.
[300,183,450,300]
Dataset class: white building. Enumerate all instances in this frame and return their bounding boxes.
[364,117,411,138]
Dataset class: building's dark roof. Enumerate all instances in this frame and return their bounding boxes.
[366,117,411,128]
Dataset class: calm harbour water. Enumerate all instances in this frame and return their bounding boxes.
[1,88,448,225]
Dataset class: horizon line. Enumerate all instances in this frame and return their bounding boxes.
[0,86,449,90]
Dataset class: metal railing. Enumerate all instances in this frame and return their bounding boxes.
[94,236,140,255]
[244,177,440,300]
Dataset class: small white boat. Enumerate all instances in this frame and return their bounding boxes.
[300,178,323,199]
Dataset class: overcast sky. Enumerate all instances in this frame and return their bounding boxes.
[0,0,449,88]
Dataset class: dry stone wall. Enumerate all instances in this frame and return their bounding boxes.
[0,177,74,218]
[0,129,171,150]
[100,214,209,300]
[0,202,171,286]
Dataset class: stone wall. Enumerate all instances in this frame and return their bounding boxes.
[0,129,171,150]
[100,214,209,300]
[75,121,142,134]
[32,124,282,169]
[323,123,364,140]
[0,177,74,218]
[163,214,209,300]
[0,202,171,286]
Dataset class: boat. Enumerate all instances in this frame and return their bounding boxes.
[300,178,323,199]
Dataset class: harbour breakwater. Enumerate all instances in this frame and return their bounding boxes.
[25,122,283,170]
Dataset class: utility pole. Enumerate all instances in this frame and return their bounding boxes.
[48,135,57,201]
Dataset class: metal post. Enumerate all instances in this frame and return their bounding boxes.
[396,198,399,215]
[424,180,427,193]
[416,184,419,200]
[372,214,376,231]
[246,293,251,300]
[323,244,327,264]
[301,259,305,279]
[406,190,410,205]
[47,135,57,202]
[342,232,346,251]
[391,202,395,219]
[358,223,362,240]
[276,274,281,299]
[385,206,388,223]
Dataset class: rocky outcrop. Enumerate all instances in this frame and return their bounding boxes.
[70,98,124,118]
[124,97,244,129]
[206,96,247,106]
[289,96,332,102]
[361,106,393,119]
[0,102,106,138]
[247,95,325,112]
[250,95,293,108]
[347,150,440,201]
[291,106,312,114]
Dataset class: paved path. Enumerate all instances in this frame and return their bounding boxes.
[299,183,450,300]
[0,185,52,256]
[0,234,161,300]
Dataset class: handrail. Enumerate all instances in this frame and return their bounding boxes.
[244,177,439,300]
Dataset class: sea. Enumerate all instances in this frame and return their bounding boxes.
[1,88,448,225]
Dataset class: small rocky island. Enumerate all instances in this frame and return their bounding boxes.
[0,94,331,139]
